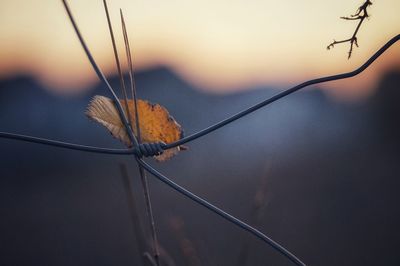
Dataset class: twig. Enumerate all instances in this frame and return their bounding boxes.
[139,166,161,266]
[120,164,152,265]
[120,9,161,266]
[327,0,373,59]
[104,2,161,264]
[120,9,141,137]
[64,1,161,265]
[61,0,137,150]
[121,164,175,266]
[103,0,132,124]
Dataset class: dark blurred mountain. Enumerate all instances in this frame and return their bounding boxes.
[370,71,400,143]
[0,67,335,162]
[0,68,399,266]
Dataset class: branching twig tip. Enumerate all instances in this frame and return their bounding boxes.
[327,0,372,58]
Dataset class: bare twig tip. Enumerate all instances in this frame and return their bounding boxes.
[327,0,372,58]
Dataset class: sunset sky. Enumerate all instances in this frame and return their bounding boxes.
[0,0,399,100]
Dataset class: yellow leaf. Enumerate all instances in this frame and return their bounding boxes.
[86,95,184,161]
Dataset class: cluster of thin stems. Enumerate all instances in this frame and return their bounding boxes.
[101,1,161,264]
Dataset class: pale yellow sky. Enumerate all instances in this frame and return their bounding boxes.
[0,0,399,99]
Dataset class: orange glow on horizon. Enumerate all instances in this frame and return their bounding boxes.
[0,0,399,99]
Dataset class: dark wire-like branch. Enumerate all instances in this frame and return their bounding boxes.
[2,32,399,157]
[137,159,306,266]
[1,34,399,156]
[163,33,400,151]
[61,0,139,149]
[0,131,134,155]
[327,0,372,59]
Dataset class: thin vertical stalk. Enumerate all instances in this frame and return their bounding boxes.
[61,0,138,151]
[120,10,161,265]
[121,164,161,266]
[103,0,132,124]
[120,9,141,139]
[103,1,161,263]
[139,166,161,265]
[119,164,147,264]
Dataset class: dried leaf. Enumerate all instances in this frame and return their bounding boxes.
[86,95,184,161]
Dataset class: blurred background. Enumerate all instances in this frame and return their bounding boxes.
[0,0,399,265]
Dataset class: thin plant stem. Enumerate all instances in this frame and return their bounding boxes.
[103,0,132,124]
[327,0,373,58]
[120,9,141,139]
[119,10,161,264]
[61,0,139,149]
[64,1,161,264]
[139,166,161,266]
[103,2,161,264]
[120,164,149,265]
